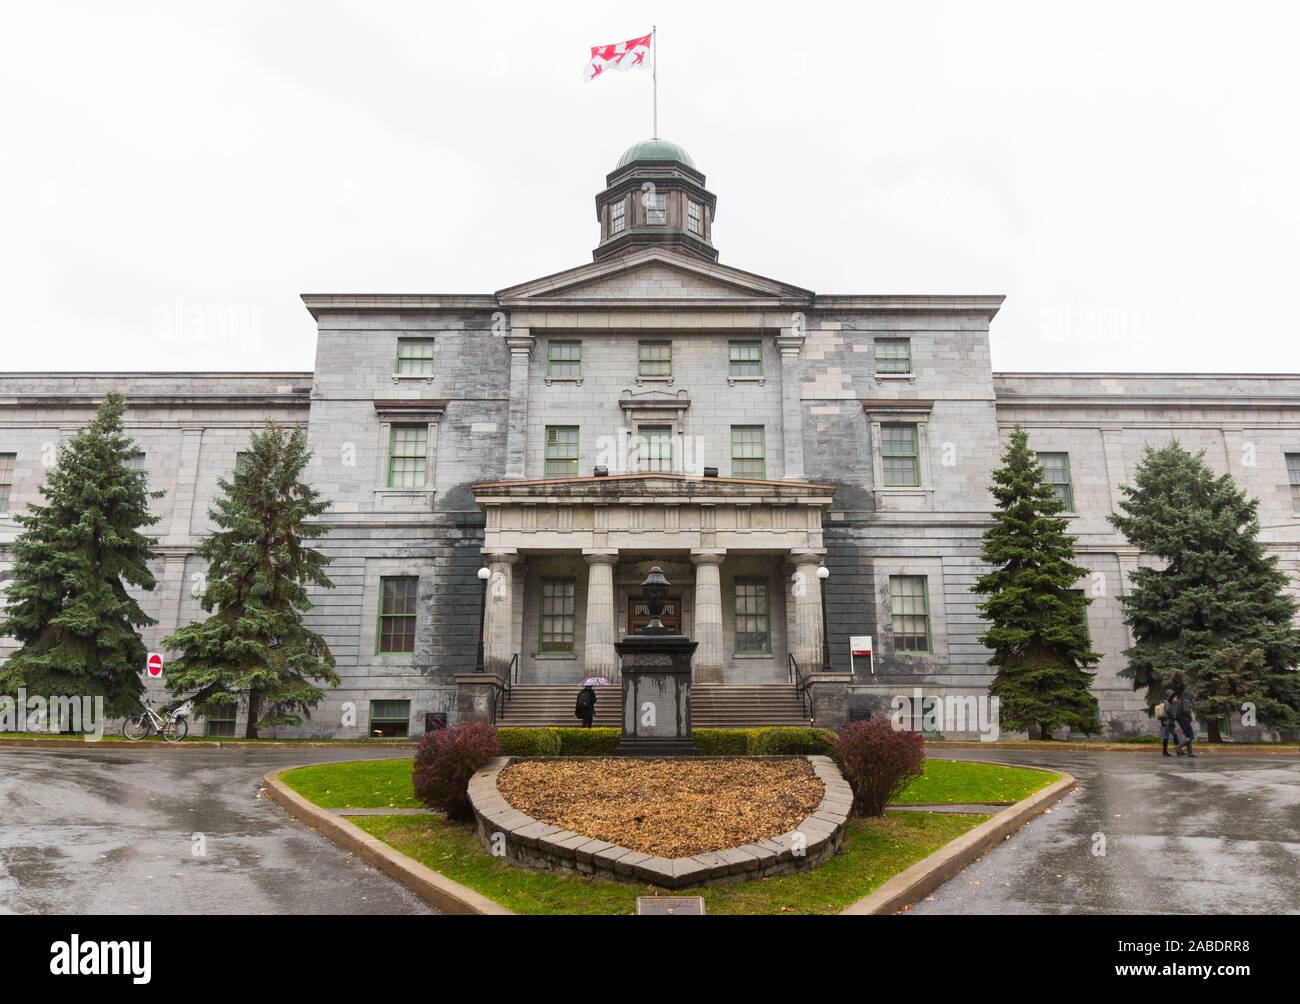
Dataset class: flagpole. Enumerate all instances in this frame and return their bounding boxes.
[652,25,658,138]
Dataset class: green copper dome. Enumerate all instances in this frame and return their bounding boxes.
[615,138,696,170]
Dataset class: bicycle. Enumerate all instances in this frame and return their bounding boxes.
[122,699,192,742]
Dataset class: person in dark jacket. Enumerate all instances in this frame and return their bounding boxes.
[1174,688,1196,757]
[1160,682,1183,757]
[575,685,596,729]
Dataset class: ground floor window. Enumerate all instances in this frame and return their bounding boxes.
[734,580,771,654]
[539,578,576,653]
[369,699,411,738]
[203,703,238,738]
[889,575,931,652]
[377,576,418,654]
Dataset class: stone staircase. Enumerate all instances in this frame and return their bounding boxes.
[495,684,811,729]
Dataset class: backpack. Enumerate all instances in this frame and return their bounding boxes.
[1154,701,1167,720]
[575,690,592,718]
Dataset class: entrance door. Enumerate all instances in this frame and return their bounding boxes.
[627,596,682,634]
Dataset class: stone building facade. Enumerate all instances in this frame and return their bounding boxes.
[3,139,1299,739]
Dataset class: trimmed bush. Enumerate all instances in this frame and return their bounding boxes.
[412,722,500,820]
[554,727,621,755]
[693,728,755,756]
[749,726,838,757]
[836,719,925,817]
[498,727,562,757]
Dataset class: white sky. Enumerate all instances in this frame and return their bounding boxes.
[2,1,1297,374]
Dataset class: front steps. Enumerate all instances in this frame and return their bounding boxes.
[495,683,811,729]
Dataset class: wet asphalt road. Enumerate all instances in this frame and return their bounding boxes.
[909,749,1300,915]
[0,746,433,915]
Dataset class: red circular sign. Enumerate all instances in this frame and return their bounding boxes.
[146,653,164,678]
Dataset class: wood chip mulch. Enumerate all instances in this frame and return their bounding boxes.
[496,757,825,858]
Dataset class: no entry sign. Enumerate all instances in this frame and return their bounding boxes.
[146,652,164,678]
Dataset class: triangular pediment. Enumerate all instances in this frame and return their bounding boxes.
[497,249,813,305]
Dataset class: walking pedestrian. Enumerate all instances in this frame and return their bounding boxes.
[575,684,596,729]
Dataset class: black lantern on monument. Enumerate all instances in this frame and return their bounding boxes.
[639,566,672,634]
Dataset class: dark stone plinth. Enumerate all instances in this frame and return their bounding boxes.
[615,634,698,756]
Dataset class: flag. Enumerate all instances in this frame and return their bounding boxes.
[584,32,652,82]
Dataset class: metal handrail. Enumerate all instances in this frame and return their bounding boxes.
[492,654,520,724]
[788,653,815,725]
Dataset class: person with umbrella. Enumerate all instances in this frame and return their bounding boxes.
[574,680,601,728]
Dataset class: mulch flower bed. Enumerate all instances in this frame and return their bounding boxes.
[496,757,825,858]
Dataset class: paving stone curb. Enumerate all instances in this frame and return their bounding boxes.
[926,740,1299,754]
[841,763,1077,915]
[262,766,513,916]
[0,737,418,751]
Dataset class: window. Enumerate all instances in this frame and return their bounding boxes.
[636,426,673,473]
[734,581,771,654]
[203,702,237,738]
[539,579,576,654]
[728,340,763,378]
[0,453,14,512]
[547,340,582,379]
[875,337,912,375]
[646,192,666,225]
[377,576,418,654]
[889,575,931,652]
[1287,454,1300,513]
[544,426,579,478]
[731,426,766,479]
[1038,452,1074,511]
[369,699,411,738]
[610,198,626,234]
[880,424,920,487]
[234,451,251,475]
[395,338,435,375]
[123,451,147,471]
[686,200,703,235]
[638,339,672,378]
[387,424,428,488]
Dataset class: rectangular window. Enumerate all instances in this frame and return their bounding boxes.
[395,338,435,375]
[734,581,771,654]
[544,426,579,478]
[377,576,418,654]
[637,339,672,378]
[1037,452,1074,511]
[728,339,763,378]
[646,192,666,225]
[547,339,582,379]
[636,425,673,473]
[875,337,912,374]
[234,451,251,475]
[123,451,147,471]
[539,579,576,654]
[731,426,766,479]
[880,424,920,487]
[686,200,703,235]
[369,699,412,738]
[203,702,238,738]
[0,452,15,512]
[387,424,428,488]
[610,199,626,234]
[889,575,931,652]
[1287,454,1300,513]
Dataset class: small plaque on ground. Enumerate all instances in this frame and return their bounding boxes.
[636,896,705,916]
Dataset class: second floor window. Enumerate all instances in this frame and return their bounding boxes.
[734,581,771,654]
[880,424,920,487]
[547,340,582,380]
[377,576,418,654]
[387,424,428,488]
[0,452,14,512]
[875,337,912,374]
[646,192,666,225]
[539,579,576,653]
[731,426,766,479]
[610,199,626,234]
[638,340,672,378]
[1038,452,1074,512]
[395,338,435,375]
[636,425,673,473]
[544,426,579,478]
[686,200,703,234]
[729,339,763,378]
[1287,454,1300,513]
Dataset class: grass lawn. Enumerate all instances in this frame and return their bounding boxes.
[895,758,1056,804]
[280,757,420,809]
[354,810,987,915]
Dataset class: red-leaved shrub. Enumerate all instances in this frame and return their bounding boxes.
[836,719,925,816]
[412,722,500,820]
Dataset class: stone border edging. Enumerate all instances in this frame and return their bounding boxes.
[840,763,1076,915]
[261,766,513,916]
[468,754,852,889]
[925,740,1299,754]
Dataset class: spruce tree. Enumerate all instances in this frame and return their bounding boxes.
[973,425,1101,738]
[1110,442,1300,740]
[0,391,162,720]
[163,422,337,738]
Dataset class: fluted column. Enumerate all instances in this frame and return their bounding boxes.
[583,551,619,678]
[691,550,726,684]
[790,550,826,672]
[481,551,518,677]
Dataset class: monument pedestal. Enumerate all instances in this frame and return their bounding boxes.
[614,634,698,757]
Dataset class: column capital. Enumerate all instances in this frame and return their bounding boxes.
[775,331,805,357]
[582,549,620,566]
[505,332,535,355]
[690,549,727,566]
[481,550,519,566]
[789,549,826,567]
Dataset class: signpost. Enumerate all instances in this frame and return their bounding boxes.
[850,635,874,676]
[146,652,164,679]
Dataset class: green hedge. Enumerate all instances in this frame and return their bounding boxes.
[693,729,755,756]
[749,726,838,758]
[497,727,561,757]
[496,726,837,758]
[552,728,621,755]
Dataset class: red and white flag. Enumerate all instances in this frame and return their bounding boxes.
[584,32,652,82]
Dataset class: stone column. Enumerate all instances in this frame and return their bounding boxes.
[776,328,807,481]
[504,331,534,479]
[690,550,726,684]
[481,551,518,677]
[790,550,827,672]
[583,551,619,679]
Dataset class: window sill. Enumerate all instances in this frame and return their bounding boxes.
[733,652,775,659]
[533,653,577,660]
[875,486,934,493]
[636,376,674,385]
[545,377,583,386]
[727,376,766,386]
[374,488,436,496]
[391,374,435,383]
[875,373,915,383]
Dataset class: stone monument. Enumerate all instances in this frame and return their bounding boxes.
[614,566,698,756]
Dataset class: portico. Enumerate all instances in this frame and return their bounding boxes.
[473,474,834,686]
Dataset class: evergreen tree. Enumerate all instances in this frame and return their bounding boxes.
[973,425,1101,738]
[163,422,337,738]
[1110,442,1300,740]
[0,391,162,719]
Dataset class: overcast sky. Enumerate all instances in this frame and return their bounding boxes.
[3,1,1297,374]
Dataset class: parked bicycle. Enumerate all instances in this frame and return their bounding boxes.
[122,699,193,742]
